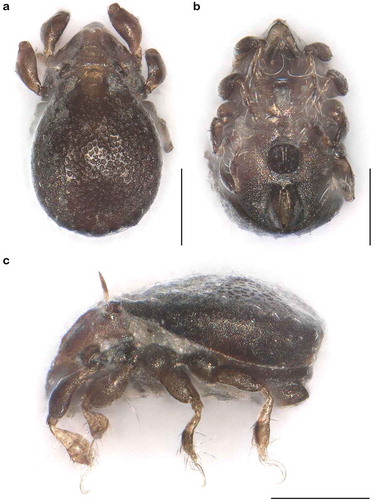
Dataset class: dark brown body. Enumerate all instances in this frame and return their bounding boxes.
[33,76,162,235]
[17,5,172,235]
[208,20,354,235]
[46,275,324,475]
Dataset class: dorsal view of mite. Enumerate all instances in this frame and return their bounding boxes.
[46,274,324,479]
[208,20,354,235]
[17,4,172,236]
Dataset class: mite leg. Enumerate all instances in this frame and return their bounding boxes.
[304,42,332,61]
[217,101,238,120]
[142,101,173,152]
[211,102,239,153]
[219,73,254,113]
[210,102,238,153]
[139,345,204,474]
[219,73,245,99]
[108,3,142,60]
[334,157,355,201]
[233,36,263,74]
[234,36,262,61]
[40,11,70,58]
[322,69,349,97]
[185,353,277,466]
[321,99,349,146]
[82,365,132,440]
[212,365,274,465]
[273,382,309,406]
[16,42,45,96]
[219,157,240,194]
[47,368,97,465]
[320,100,355,200]
[171,370,203,473]
[210,117,225,153]
[145,49,166,93]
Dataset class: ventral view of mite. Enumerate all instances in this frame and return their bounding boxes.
[17,4,172,236]
[46,273,324,480]
[207,20,355,235]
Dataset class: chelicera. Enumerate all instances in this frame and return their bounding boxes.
[208,20,354,235]
[17,4,172,236]
[46,274,324,477]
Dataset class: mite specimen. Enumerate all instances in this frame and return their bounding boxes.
[208,20,354,235]
[17,4,172,236]
[46,274,324,476]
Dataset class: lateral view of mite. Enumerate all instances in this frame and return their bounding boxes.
[46,274,324,477]
[17,4,172,236]
[208,20,354,235]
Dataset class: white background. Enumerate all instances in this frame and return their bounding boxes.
[0,0,375,498]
